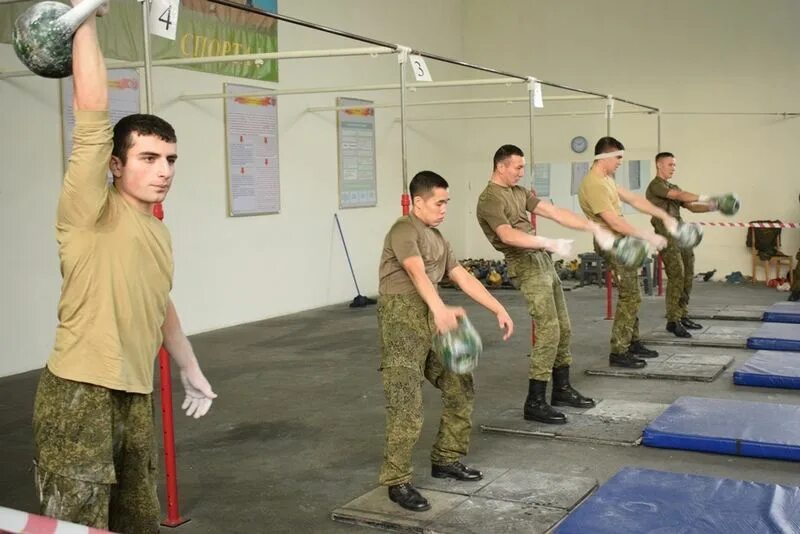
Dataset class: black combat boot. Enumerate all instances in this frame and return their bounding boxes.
[629,340,659,357]
[551,366,595,408]
[431,461,483,481]
[388,483,431,512]
[524,379,566,424]
[609,352,646,368]
[667,321,692,338]
[788,291,799,302]
[680,317,703,329]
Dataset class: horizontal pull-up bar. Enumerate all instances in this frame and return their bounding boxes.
[204,0,659,111]
[305,94,602,113]
[401,109,656,122]
[178,77,534,102]
[0,46,395,79]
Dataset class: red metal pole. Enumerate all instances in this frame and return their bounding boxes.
[153,203,188,528]
[530,190,536,342]
[605,269,613,320]
[657,253,664,296]
[401,193,410,216]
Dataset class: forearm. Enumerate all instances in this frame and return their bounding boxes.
[541,205,593,231]
[161,299,200,370]
[604,214,649,239]
[453,274,504,315]
[408,271,448,315]
[500,227,558,250]
[627,194,671,221]
[72,17,107,111]
[684,201,715,213]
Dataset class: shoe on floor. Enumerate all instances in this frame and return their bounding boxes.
[667,321,692,338]
[680,317,703,329]
[609,352,647,368]
[431,461,483,481]
[629,341,660,357]
[388,483,431,512]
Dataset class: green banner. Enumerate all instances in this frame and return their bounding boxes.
[1,0,278,81]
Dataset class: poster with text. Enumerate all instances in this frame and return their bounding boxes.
[224,83,280,216]
[336,97,377,209]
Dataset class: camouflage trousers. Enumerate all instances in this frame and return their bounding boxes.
[377,293,475,486]
[660,238,695,321]
[32,366,160,534]
[507,251,572,381]
[598,245,642,354]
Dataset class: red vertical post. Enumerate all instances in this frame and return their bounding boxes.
[401,193,410,216]
[657,253,664,296]
[153,203,188,528]
[530,190,537,343]
[605,270,613,320]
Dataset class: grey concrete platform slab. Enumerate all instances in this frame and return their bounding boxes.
[688,304,764,321]
[585,351,734,382]
[331,468,597,533]
[480,400,668,446]
[640,320,758,348]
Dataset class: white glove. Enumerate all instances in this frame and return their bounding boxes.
[590,224,616,251]
[70,0,109,16]
[664,217,679,236]
[643,232,668,251]
[544,238,574,258]
[697,194,719,211]
[180,365,218,419]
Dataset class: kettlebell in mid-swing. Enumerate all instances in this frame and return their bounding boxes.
[12,0,106,79]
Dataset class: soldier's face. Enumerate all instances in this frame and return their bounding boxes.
[497,155,526,186]
[657,157,676,179]
[414,187,450,227]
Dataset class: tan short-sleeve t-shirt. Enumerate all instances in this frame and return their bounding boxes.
[379,213,458,295]
[578,168,623,234]
[476,182,540,258]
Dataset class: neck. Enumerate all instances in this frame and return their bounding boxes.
[115,183,155,215]
[489,173,508,187]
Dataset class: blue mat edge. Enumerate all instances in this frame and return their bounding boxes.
[763,312,800,324]
[642,428,800,461]
[733,371,800,389]
[747,338,800,351]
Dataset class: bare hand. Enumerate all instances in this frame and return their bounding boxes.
[496,309,514,340]
[591,224,616,251]
[547,239,574,258]
[434,306,465,334]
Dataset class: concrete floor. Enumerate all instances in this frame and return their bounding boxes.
[1,280,798,533]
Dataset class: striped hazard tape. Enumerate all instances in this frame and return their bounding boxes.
[0,506,112,534]
[695,221,800,228]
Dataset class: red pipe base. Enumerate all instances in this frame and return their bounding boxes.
[158,348,190,528]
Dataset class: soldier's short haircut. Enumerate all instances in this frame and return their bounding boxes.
[493,144,524,170]
[409,171,448,199]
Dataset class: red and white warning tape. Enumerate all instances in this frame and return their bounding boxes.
[696,221,800,228]
[0,506,112,534]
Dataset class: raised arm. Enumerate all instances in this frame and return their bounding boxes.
[57,11,111,228]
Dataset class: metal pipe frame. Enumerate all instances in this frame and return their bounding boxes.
[305,94,601,113]
[400,109,655,122]
[0,46,396,79]
[203,0,659,111]
[177,77,533,102]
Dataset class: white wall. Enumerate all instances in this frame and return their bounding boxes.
[0,0,468,376]
[458,0,800,274]
[2,0,799,377]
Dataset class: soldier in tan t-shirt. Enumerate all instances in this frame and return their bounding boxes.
[645,152,718,338]
[377,171,514,513]
[578,137,678,369]
[476,144,616,425]
[32,9,216,532]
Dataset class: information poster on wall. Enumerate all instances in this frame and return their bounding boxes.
[223,83,280,216]
[336,97,377,209]
[60,69,141,170]
[533,163,551,197]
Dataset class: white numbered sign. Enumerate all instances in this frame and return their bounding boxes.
[149,0,180,41]
[408,54,433,82]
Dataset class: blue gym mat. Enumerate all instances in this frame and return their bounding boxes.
[555,467,800,533]
[763,301,800,324]
[642,396,800,461]
[747,322,800,351]
[734,350,800,389]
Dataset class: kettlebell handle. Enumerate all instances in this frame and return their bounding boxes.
[57,0,107,35]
